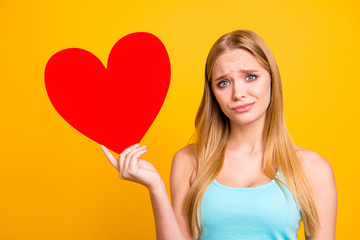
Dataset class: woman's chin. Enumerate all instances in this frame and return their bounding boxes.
[229,114,266,126]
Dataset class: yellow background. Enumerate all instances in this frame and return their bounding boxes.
[1,0,358,239]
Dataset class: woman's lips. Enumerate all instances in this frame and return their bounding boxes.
[232,102,255,113]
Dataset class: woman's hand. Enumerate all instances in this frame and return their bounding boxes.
[100,143,162,191]
[102,144,190,240]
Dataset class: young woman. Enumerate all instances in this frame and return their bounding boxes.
[101,30,337,240]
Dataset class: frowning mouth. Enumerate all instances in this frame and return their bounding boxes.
[231,102,255,113]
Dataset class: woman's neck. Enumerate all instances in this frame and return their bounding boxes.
[227,115,266,154]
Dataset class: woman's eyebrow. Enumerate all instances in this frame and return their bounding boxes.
[214,74,228,82]
[239,68,259,73]
[214,69,260,82]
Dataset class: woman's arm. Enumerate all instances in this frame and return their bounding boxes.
[297,148,338,240]
[170,145,197,240]
[148,179,188,240]
[101,144,190,240]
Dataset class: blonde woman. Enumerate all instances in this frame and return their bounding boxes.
[101,30,337,239]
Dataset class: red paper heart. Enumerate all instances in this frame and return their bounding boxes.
[45,32,171,154]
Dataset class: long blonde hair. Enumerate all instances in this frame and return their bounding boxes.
[184,30,319,239]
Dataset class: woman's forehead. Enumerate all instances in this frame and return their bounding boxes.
[212,49,265,76]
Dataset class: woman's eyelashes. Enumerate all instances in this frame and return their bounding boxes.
[216,75,257,88]
[217,80,229,87]
[245,74,257,81]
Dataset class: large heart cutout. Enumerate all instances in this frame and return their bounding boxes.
[45,32,171,154]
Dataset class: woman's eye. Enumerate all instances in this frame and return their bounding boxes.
[218,81,229,87]
[246,75,257,81]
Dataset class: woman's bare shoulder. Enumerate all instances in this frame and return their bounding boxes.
[171,144,197,186]
[294,145,329,167]
[294,145,336,187]
[174,144,196,160]
[294,146,337,237]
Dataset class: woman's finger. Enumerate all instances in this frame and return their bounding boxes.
[122,145,146,178]
[125,145,146,166]
[128,153,147,177]
[120,143,140,158]
[118,143,140,178]
[100,145,119,170]
[125,146,147,174]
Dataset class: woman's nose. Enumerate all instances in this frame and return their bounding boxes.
[232,81,246,101]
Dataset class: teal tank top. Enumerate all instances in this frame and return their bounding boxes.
[199,172,302,240]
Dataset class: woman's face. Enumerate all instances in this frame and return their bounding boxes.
[211,48,271,126]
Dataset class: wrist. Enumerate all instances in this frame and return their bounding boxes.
[148,178,165,195]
